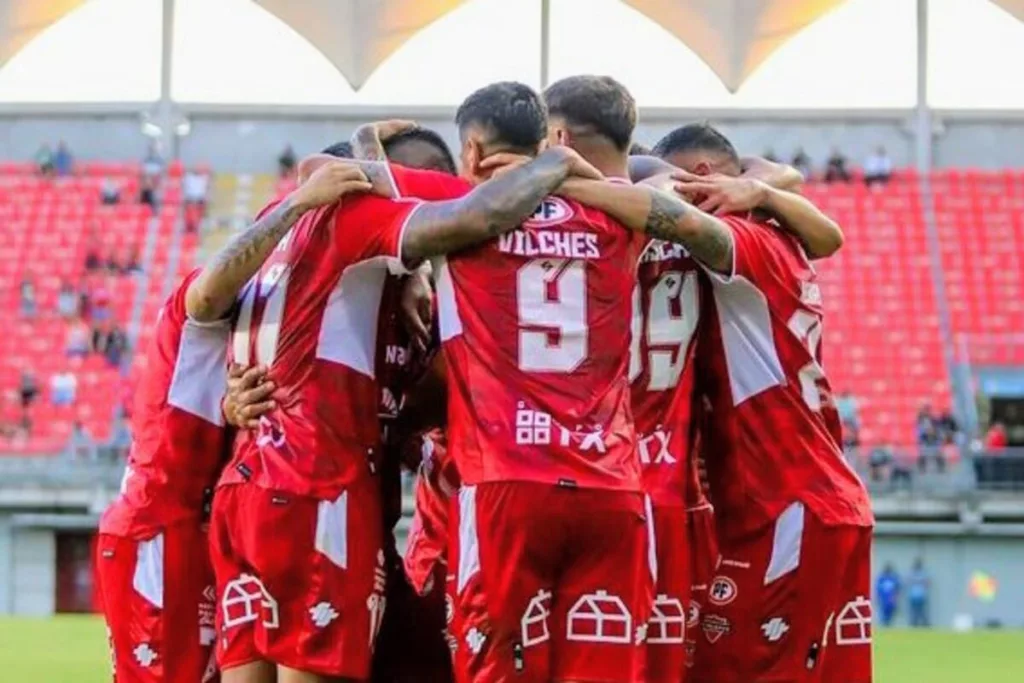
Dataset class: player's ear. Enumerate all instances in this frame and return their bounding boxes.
[695,161,714,176]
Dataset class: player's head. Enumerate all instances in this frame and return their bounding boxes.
[455,81,548,183]
[384,127,457,175]
[321,141,354,159]
[629,141,652,156]
[544,75,636,156]
[653,122,742,177]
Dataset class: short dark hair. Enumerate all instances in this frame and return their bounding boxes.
[652,122,740,167]
[455,81,547,152]
[321,141,354,158]
[629,142,652,156]
[384,127,457,174]
[544,75,636,152]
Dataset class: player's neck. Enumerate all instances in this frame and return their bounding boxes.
[570,144,629,181]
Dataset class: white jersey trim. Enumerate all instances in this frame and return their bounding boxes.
[167,318,230,426]
[133,532,165,609]
[764,501,804,585]
[457,485,481,594]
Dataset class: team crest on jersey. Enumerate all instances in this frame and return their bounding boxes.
[525,197,574,227]
[708,576,738,606]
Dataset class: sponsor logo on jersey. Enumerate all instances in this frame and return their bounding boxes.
[465,627,487,655]
[648,594,686,644]
[525,197,574,227]
[133,643,157,668]
[514,404,607,453]
[309,601,339,628]
[702,614,732,644]
[521,589,553,648]
[687,600,701,630]
[638,427,675,465]
[385,344,408,366]
[497,229,600,259]
[827,596,872,646]
[708,576,738,606]
[566,590,633,644]
[222,574,280,630]
[761,617,790,642]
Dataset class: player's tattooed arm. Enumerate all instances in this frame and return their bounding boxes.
[185,161,373,322]
[672,172,843,259]
[400,147,601,264]
[558,177,734,274]
[350,119,417,162]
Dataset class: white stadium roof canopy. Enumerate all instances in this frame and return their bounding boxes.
[0,0,1023,108]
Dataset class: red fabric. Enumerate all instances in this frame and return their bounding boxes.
[448,482,653,683]
[94,521,217,682]
[209,480,385,678]
[100,270,230,539]
[647,505,689,683]
[218,194,417,499]
[697,217,873,541]
[692,507,872,683]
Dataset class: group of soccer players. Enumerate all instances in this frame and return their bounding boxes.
[95,73,874,683]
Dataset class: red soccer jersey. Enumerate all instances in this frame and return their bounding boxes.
[388,165,644,491]
[100,270,230,539]
[698,216,873,540]
[629,240,702,507]
[217,193,420,499]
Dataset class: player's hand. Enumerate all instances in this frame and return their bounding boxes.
[401,266,434,353]
[372,119,418,142]
[478,152,533,178]
[292,161,372,210]
[671,171,768,216]
[223,364,276,430]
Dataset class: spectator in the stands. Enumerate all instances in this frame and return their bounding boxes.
[875,563,901,627]
[101,177,121,205]
[66,318,90,357]
[90,283,111,323]
[278,144,297,177]
[824,147,851,182]
[36,144,54,176]
[864,145,893,186]
[107,415,132,457]
[983,422,1007,450]
[19,371,38,410]
[184,167,208,207]
[105,249,123,275]
[936,409,960,445]
[54,141,74,177]
[907,558,931,627]
[68,420,95,460]
[50,371,77,406]
[123,247,142,274]
[143,141,164,178]
[57,281,79,318]
[20,277,37,318]
[916,403,944,472]
[103,325,129,368]
[791,147,813,179]
[868,443,893,483]
[139,173,158,208]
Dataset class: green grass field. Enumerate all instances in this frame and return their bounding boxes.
[1,616,1022,682]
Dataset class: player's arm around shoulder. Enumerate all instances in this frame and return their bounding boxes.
[184,160,376,322]
[398,146,600,265]
[557,174,735,275]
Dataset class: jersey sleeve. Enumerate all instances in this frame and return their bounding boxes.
[388,164,471,200]
[710,215,782,283]
[332,194,423,274]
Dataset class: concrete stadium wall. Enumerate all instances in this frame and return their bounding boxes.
[3,110,1024,172]
[873,534,1024,630]
[0,517,10,613]
[9,526,55,616]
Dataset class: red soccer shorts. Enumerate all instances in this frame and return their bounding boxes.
[95,521,218,683]
[208,479,385,678]
[647,504,689,683]
[449,481,654,683]
[693,502,873,683]
[686,503,717,675]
